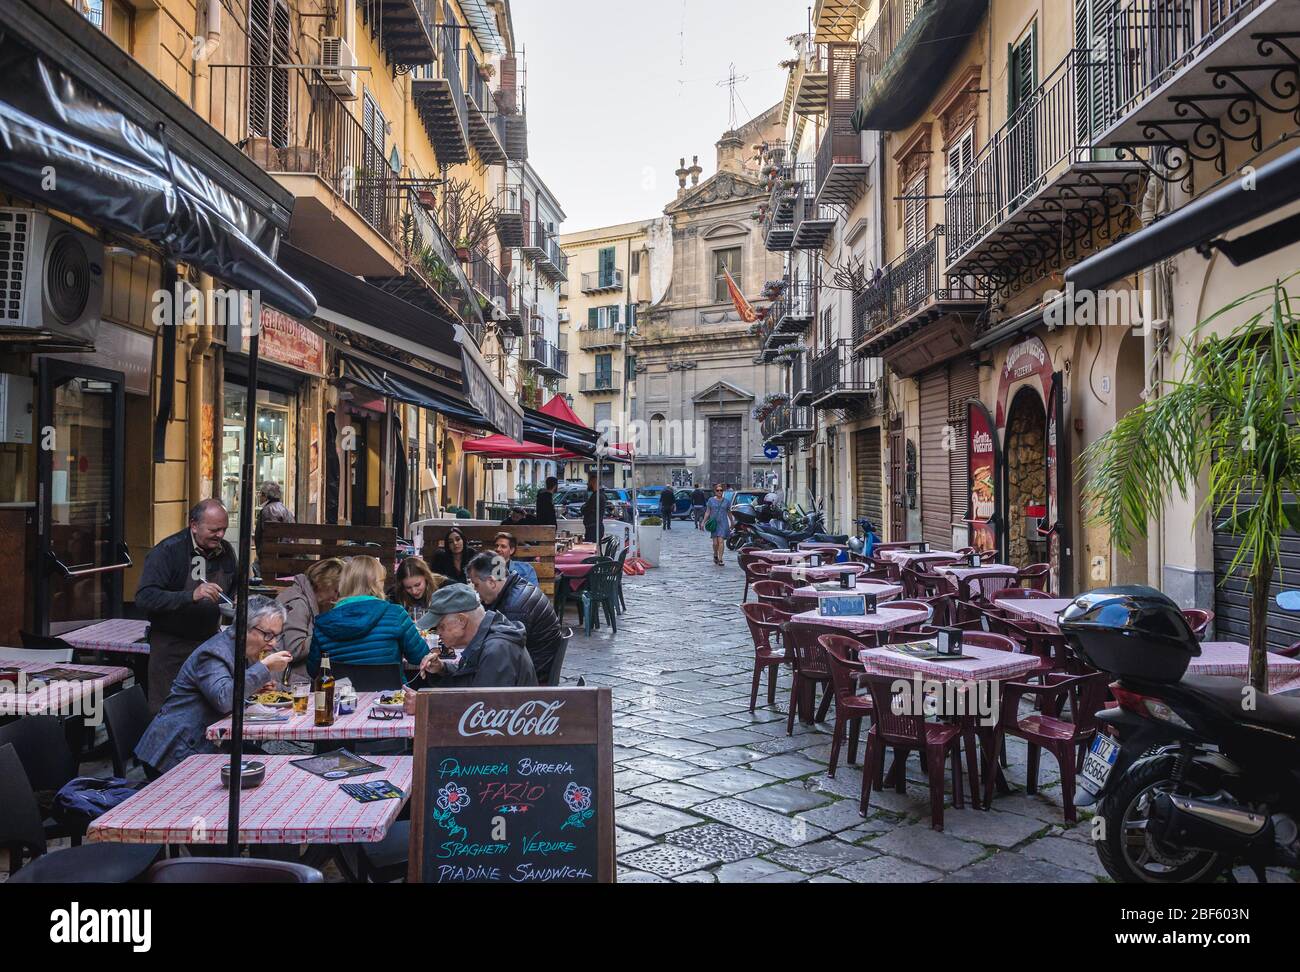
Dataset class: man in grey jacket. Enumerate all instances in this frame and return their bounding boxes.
[134,596,292,776]
[418,585,537,687]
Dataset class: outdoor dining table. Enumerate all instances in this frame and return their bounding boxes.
[0,660,131,718]
[797,541,848,552]
[753,549,818,563]
[769,562,866,584]
[877,549,963,568]
[207,691,417,743]
[998,598,1076,631]
[792,605,929,636]
[60,618,151,655]
[793,581,903,601]
[86,754,412,846]
[933,563,1021,600]
[1187,642,1300,693]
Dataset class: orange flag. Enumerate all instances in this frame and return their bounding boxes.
[723,267,758,324]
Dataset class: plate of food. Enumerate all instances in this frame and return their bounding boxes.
[373,690,406,715]
[248,689,294,709]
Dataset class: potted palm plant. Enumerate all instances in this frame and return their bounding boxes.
[1082,279,1300,688]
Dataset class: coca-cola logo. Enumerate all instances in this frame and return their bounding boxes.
[457,699,566,738]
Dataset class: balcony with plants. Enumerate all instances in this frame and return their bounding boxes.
[762,403,815,447]
[463,47,507,165]
[810,338,881,410]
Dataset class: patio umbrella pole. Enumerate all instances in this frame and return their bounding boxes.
[226,323,260,856]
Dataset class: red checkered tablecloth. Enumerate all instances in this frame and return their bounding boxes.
[859,643,1043,683]
[793,582,903,600]
[998,598,1075,631]
[60,619,151,656]
[0,661,130,717]
[933,564,1017,581]
[876,549,961,567]
[86,755,412,845]
[207,691,415,742]
[1189,642,1300,694]
[792,606,928,633]
[753,550,817,563]
[770,563,866,583]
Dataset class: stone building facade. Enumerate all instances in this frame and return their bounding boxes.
[631,107,787,491]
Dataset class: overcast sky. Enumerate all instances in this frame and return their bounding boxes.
[512,0,806,231]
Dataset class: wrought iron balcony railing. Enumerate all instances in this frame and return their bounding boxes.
[810,339,881,409]
[579,372,621,394]
[581,269,624,293]
[762,404,815,445]
[853,226,980,347]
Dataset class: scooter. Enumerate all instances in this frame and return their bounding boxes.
[727,502,777,551]
[1064,587,1300,884]
[846,517,879,557]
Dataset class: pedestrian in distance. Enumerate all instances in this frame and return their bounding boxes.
[691,485,707,530]
[705,484,733,566]
[659,485,675,530]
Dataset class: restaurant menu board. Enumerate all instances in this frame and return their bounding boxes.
[409,688,615,884]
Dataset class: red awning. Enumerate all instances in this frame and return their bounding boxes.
[538,394,587,427]
[462,434,579,460]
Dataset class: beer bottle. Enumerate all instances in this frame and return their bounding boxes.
[313,652,336,727]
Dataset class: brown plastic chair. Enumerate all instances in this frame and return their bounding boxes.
[990,587,1053,604]
[1182,609,1214,639]
[984,670,1111,821]
[982,616,1060,675]
[782,619,849,732]
[740,602,791,713]
[783,594,820,615]
[751,579,793,608]
[820,636,873,778]
[964,568,1023,603]
[740,557,772,602]
[1018,563,1051,592]
[147,858,324,883]
[857,673,981,831]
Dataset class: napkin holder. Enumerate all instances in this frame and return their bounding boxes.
[935,627,964,657]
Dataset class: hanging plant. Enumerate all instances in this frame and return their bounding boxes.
[763,279,787,297]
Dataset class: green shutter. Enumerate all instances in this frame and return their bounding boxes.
[588,307,598,329]
[625,355,637,380]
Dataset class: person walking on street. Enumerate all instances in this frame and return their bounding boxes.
[581,473,601,543]
[535,476,558,527]
[705,484,733,566]
[135,499,238,713]
[659,486,675,530]
[691,485,707,530]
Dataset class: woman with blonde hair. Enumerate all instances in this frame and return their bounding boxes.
[308,556,430,676]
[388,556,448,616]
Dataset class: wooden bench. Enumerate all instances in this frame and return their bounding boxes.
[421,525,557,599]
[258,524,399,587]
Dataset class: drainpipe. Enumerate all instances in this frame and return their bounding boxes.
[187,279,215,508]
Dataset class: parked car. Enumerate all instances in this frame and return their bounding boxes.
[557,485,632,521]
[726,489,767,509]
[637,487,693,520]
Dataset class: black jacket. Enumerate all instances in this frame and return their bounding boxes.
[535,489,556,526]
[492,572,563,683]
[659,488,675,513]
[443,611,537,687]
[135,528,237,640]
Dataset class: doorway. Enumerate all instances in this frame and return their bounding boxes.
[708,416,741,487]
[36,360,126,634]
[1004,385,1047,567]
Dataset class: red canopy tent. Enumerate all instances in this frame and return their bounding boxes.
[461,434,579,460]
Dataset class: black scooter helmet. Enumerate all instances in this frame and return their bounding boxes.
[1058,585,1201,682]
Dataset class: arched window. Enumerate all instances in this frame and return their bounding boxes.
[651,413,666,456]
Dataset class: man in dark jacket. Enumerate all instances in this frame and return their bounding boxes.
[691,486,708,530]
[466,552,563,683]
[659,486,675,530]
[418,584,537,687]
[135,499,238,712]
[581,473,600,542]
[534,476,558,527]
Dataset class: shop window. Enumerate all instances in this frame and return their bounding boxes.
[222,384,295,537]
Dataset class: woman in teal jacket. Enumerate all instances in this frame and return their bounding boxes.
[308,556,430,676]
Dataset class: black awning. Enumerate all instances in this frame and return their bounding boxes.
[0,1,314,318]
[1066,144,1300,293]
[523,407,599,457]
[339,355,490,431]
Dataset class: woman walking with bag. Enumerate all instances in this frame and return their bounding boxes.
[704,484,732,566]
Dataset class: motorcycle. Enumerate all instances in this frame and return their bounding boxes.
[1063,586,1300,884]
[845,516,879,557]
[726,501,778,551]
[749,506,847,550]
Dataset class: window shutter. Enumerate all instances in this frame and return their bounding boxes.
[588,307,598,329]
[270,1,290,148]
[248,0,271,139]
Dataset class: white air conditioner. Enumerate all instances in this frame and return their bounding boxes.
[558,309,570,324]
[320,36,358,100]
[0,209,103,351]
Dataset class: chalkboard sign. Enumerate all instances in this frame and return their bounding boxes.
[408,687,615,883]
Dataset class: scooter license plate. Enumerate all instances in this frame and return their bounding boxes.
[1080,735,1120,794]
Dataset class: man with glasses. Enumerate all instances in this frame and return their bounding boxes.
[417,584,537,687]
[135,596,293,776]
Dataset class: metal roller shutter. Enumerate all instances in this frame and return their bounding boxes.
[854,428,882,530]
[918,369,950,548]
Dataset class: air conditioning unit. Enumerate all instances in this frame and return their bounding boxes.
[558,309,570,324]
[0,209,103,351]
[320,36,358,100]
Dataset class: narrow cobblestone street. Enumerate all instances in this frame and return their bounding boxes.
[566,526,1104,883]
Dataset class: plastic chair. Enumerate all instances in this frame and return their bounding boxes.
[751,579,793,608]
[5,840,163,883]
[783,594,820,616]
[984,670,1111,821]
[782,620,849,733]
[613,544,629,614]
[330,663,404,692]
[146,857,324,883]
[740,558,772,603]
[543,629,572,687]
[857,673,981,831]
[0,646,73,663]
[1182,609,1214,639]
[355,819,410,882]
[900,566,955,599]
[989,587,1053,604]
[103,684,152,778]
[1018,563,1051,592]
[740,602,791,713]
[574,559,621,636]
[965,568,1023,603]
[820,636,873,778]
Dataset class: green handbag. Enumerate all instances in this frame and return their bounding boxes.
[704,515,718,533]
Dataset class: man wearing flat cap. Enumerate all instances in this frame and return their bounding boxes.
[418,584,538,687]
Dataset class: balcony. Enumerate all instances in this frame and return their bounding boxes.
[759,279,814,359]
[855,0,987,131]
[578,325,625,351]
[762,404,815,446]
[943,49,1146,292]
[521,218,546,259]
[581,269,624,293]
[792,42,829,117]
[464,49,507,165]
[496,186,524,247]
[853,226,983,375]
[812,0,868,42]
[579,372,621,395]
[523,337,566,378]
[411,30,470,165]
[493,55,528,162]
[792,182,838,250]
[540,236,568,283]
[1092,0,1294,178]
[469,251,510,326]
[816,42,870,208]
[810,340,881,410]
[763,162,812,252]
[361,0,437,69]
[790,351,814,407]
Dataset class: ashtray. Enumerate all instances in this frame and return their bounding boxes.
[220,760,266,790]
